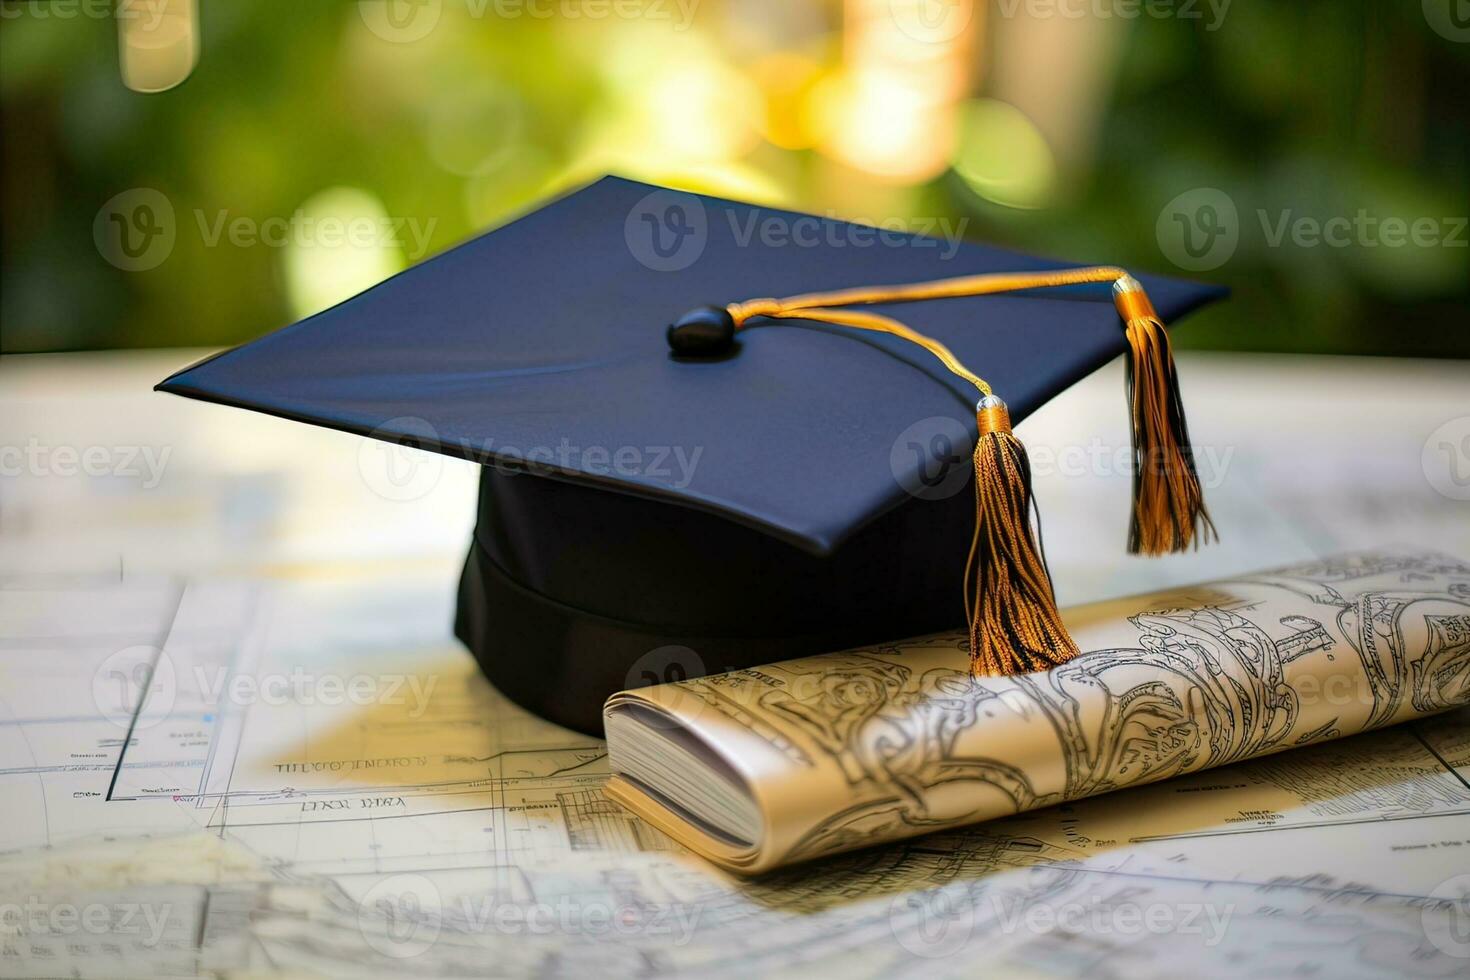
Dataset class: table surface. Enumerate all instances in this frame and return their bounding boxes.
[1,349,1467,978]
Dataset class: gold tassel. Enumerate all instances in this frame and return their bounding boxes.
[1113,277,1216,555]
[670,264,1220,679]
[965,396,1080,676]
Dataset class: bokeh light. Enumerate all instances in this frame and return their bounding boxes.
[0,2,1464,357]
[118,0,199,93]
[952,99,1057,210]
[283,187,405,319]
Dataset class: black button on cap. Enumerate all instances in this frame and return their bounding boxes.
[667,305,736,356]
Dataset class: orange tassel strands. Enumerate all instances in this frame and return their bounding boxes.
[1114,276,1216,555]
[965,396,1080,676]
[667,265,1216,678]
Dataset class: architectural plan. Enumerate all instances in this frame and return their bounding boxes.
[3,566,1468,977]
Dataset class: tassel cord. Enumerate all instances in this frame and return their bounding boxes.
[709,264,1210,676]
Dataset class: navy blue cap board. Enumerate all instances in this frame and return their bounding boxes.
[157,175,1226,734]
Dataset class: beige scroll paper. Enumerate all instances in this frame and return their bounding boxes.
[604,551,1470,874]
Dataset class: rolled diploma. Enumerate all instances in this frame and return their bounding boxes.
[604,552,1470,873]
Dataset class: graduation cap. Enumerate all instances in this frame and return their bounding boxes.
[158,176,1225,734]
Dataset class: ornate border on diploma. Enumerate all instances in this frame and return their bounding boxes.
[676,553,1470,863]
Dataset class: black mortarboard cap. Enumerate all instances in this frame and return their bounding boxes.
[158,176,1226,734]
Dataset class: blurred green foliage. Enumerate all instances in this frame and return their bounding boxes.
[1,0,1466,356]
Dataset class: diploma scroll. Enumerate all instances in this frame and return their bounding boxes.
[605,552,1470,873]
